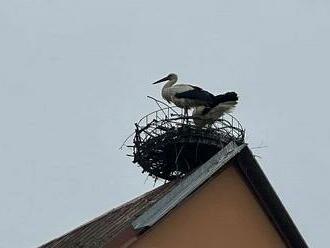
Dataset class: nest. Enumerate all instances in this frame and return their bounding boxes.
[126,104,244,181]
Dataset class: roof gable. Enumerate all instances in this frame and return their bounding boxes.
[131,165,286,248]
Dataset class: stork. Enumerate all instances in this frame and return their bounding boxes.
[192,92,238,128]
[153,73,215,116]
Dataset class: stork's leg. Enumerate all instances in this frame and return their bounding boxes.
[184,108,189,124]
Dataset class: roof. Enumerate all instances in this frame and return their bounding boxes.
[39,141,308,248]
[39,181,177,248]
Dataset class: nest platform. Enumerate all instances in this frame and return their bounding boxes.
[125,105,244,181]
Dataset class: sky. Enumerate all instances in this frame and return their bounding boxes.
[1,0,330,247]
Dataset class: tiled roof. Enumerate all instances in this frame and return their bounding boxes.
[39,181,177,248]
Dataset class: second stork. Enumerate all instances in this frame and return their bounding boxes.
[192,92,238,128]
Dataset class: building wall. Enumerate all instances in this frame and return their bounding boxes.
[129,164,286,248]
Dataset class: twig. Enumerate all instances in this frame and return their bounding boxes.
[147,95,180,115]
[250,145,268,150]
[119,131,135,150]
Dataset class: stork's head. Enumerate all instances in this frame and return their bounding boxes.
[153,73,178,84]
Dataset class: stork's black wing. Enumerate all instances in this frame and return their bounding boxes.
[200,92,238,115]
[214,92,238,104]
[207,92,237,107]
[175,87,215,105]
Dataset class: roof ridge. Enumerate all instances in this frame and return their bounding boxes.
[109,181,176,213]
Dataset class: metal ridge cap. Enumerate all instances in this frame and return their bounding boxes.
[132,141,247,230]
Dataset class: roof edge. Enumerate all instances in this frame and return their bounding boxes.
[235,147,309,248]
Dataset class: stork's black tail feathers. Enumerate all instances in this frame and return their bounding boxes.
[213,92,238,106]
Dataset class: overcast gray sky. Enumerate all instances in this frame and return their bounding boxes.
[1,0,329,247]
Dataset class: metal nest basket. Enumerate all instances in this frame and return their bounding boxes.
[122,97,245,181]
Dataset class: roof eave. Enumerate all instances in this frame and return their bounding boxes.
[235,147,309,248]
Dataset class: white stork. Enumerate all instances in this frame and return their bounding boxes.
[192,92,238,128]
[153,73,215,115]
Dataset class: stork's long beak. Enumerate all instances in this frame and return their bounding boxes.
[153,75,170,84]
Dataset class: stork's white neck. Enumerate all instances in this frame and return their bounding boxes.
[161,78,177,103]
